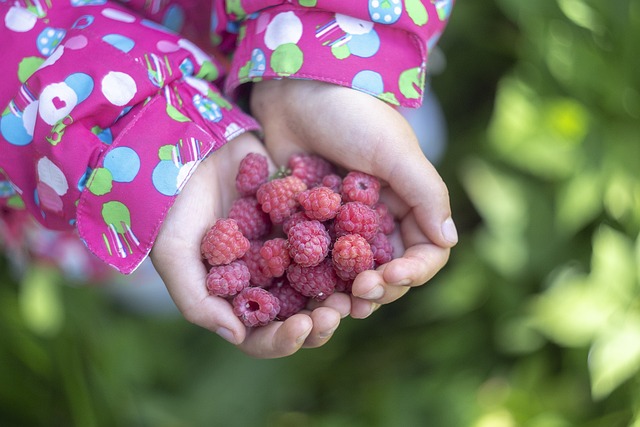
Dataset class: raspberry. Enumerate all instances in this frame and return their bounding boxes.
[269,277,309,320]
[334,202,379,242]
[256,176,307,224]
[236,152,269,196]
[288,153,334,187]
[369,232,394,265]
[201,218,250,266]
[205,261,250,297]
[282,211,309,235]
[232,287,281,327]
[297,186,341,221]
[228,196,272,240]
[373,202,395,235]
[321,173,342,193]
[341,171,380,206]
[332,234,375,281]
[287,220,331,267]
[335,277,353,294]
[287,259,337,301]
[241,240,273,288]
[260,238,291,277]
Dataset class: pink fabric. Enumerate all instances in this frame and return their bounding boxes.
[0,0,453,277]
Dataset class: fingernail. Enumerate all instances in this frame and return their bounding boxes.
[362,285,384,300]
[442,217,459,245]
[319,325,338,339]
[392,279,412,286]
[216,327,237,344]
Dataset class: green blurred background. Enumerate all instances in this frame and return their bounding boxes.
[2,0,639,425]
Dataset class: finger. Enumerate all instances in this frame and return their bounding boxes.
[301,307,342,349]
[385,151,458,250]
[306,292,352,318]
[350,268,411,305]
[150,248,247,345]
[239,313,313,358]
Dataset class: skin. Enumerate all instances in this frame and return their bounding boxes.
[250,79,457,318]
[150,79,457,359]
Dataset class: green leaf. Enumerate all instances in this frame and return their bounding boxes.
[589,314,640,400]
[19,265,64,337]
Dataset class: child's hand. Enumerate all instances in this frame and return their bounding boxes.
[150,133,344,358]
[250,80,458,318]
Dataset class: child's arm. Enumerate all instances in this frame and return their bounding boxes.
[250,79,456,317]
[0,0,342,357]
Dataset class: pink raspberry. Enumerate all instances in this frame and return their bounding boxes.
[260,238,291,277]
[227,197,272,240]
[269,277,309,320]
[334,202,379,242]
[232,287,281,327]
[369,232,394,265]
[241,240,273,288]
[287,220,331,267]
[297,186,341,221]
[341,171,380,206]
[256,176,307,224]
[282,211,309,235]
[201,218,250,266]
[236,152,269,196]
[287,259,337,301]
[288,153,334,187]
[332,234,375,281]
[205,260,250,297]
[373,202,396,235]
[321,173,342,193]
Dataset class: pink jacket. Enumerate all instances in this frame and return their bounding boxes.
[0,0,453,274]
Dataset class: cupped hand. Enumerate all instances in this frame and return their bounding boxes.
[250,79,458,318]
[150,133,344,358]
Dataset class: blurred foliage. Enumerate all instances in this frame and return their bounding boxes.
[1,0,639,426]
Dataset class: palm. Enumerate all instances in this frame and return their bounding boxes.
[150,134,342,358]
[251,80,455,315]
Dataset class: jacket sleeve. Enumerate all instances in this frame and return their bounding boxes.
[222,0,454,108]
[0,0,259,274]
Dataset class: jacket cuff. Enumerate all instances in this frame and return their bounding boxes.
[225,4,450,107]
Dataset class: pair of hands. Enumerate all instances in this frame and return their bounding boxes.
[150,80,457,358]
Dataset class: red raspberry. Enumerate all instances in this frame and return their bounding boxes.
[269,277,309,320]
[334,202,379,242]
[227,197,272,240]
[236,152,269,196]
[373,202,395,235]
[288,153,334,187]
[332,234,375,281]
[287,259,337,301]
[205,260,250,297]
[260,238,291,277]
[241,240,273,288]
[201,218,250,266]
[321,173,342,193]
[369,232,394,265]
[287,220,331,267]
[341,171,380,206]
[256,176,307,224]
[282,211,309,235]
[297,186,341,221]
[232,287,281,327]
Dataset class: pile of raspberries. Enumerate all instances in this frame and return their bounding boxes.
[200,152,397,327]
